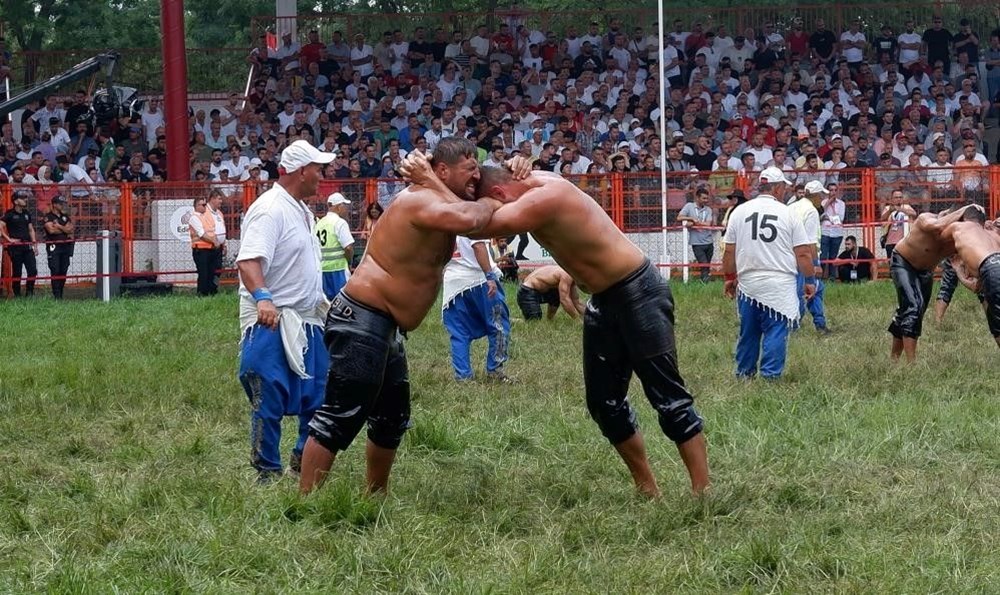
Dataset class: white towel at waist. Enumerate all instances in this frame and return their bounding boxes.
[737,270,800,324]
[239,295,330,379]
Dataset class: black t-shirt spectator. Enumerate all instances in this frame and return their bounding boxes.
[574,53,603,77]
[2,208,33,241]
[809,29,837,60]
[686,150,717,172]
[428,41,447,62]
[952,31,978,63]
[409,41,433,68]
[922,27,953,67]
[874,34,898,64]
[753,47,779,70]
[837,246,876,282]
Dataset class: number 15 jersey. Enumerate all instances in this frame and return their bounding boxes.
[723,194,810,279]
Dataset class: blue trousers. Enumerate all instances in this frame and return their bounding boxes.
[238,324,329,473]
[443,282,511,380]
[322,269,348,301]
[796,274,827,329]
[820,235,842,279]
[735,294,792,379]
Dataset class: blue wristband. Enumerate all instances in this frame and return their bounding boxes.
[805,277,817,285]
[812,258,821,267]
[251,287,273,302]
[485,272,499,282]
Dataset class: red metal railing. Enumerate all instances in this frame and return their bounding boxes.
[2,166,998,295]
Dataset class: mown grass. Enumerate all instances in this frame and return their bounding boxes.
[1,281,999,592]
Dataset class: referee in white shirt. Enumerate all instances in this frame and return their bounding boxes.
[236,140,336,483]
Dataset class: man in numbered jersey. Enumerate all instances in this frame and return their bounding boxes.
[315,192,355,300]
[722,167,817,380]
[442,236,513,383]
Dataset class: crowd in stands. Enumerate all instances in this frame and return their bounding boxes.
[2,15,1000,230]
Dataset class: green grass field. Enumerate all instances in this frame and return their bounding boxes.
[2,281,999,592]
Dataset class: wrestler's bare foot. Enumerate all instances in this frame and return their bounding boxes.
[678,433,710,496]
[299,437,336,495]
[365,439,397,494]
[614,433,660,499]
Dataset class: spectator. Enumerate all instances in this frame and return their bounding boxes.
[677,186,716,282]
[837,235,877,283]
[881,189,917,259]
[819,185,846,279]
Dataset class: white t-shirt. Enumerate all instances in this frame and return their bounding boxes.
[788,198,821,248]
[141,109,165,146]
[840,32,866,62]
[350,44,375,77]
[898,32,921,63]
[209,206,227,243]
[222,156,250,179]
[236,183,323,312]
[60,163,91,197]
[443,236,497,308]
[724,195,810,321]
[388,41,409,75]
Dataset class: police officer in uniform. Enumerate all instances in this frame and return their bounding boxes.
[43,195,75,299]
[1,191,39,297]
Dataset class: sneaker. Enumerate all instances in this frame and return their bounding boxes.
[289,452,302,475]
[486,370,517,384]
[816,327,833,336]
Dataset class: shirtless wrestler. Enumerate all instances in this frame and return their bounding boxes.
[401,155,710,497]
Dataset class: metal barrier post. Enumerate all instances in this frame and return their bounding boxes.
[681,223,690,283]
[121,183,134,275]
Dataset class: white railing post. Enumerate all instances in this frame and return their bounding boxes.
[681,223,690,284]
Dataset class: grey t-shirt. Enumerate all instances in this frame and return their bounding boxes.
[679,202,715,245]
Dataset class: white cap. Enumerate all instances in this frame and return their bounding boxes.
[280,140,337,174]
[327,192,350,206]
[831,133,842,140]
[804,180,829,195]
[759,166,792,185]
[932,132,945,141]
[249,157,262,168]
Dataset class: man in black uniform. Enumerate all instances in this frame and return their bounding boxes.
[1,191,38,297]
[43,195,75,299]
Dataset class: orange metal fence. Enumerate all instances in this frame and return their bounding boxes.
[2,166,998,296]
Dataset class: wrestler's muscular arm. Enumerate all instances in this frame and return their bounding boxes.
[466,175,563,239]
[557,271,585,319]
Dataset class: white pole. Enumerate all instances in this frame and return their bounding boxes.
[681,223,690,283]
[100,230,111,303]
[657,1,669,279]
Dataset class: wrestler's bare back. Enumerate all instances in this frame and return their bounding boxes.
[522,265,571,292]
[345,187,461,331]
[895,211,968,271]
[951,221,1000,273]
[477,172,646,294]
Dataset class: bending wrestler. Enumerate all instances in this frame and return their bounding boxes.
[299,140,528,495]
[516,265,585,320]
[947,217,1000,348]
[887,204,986,362]
[401,155,710,498]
